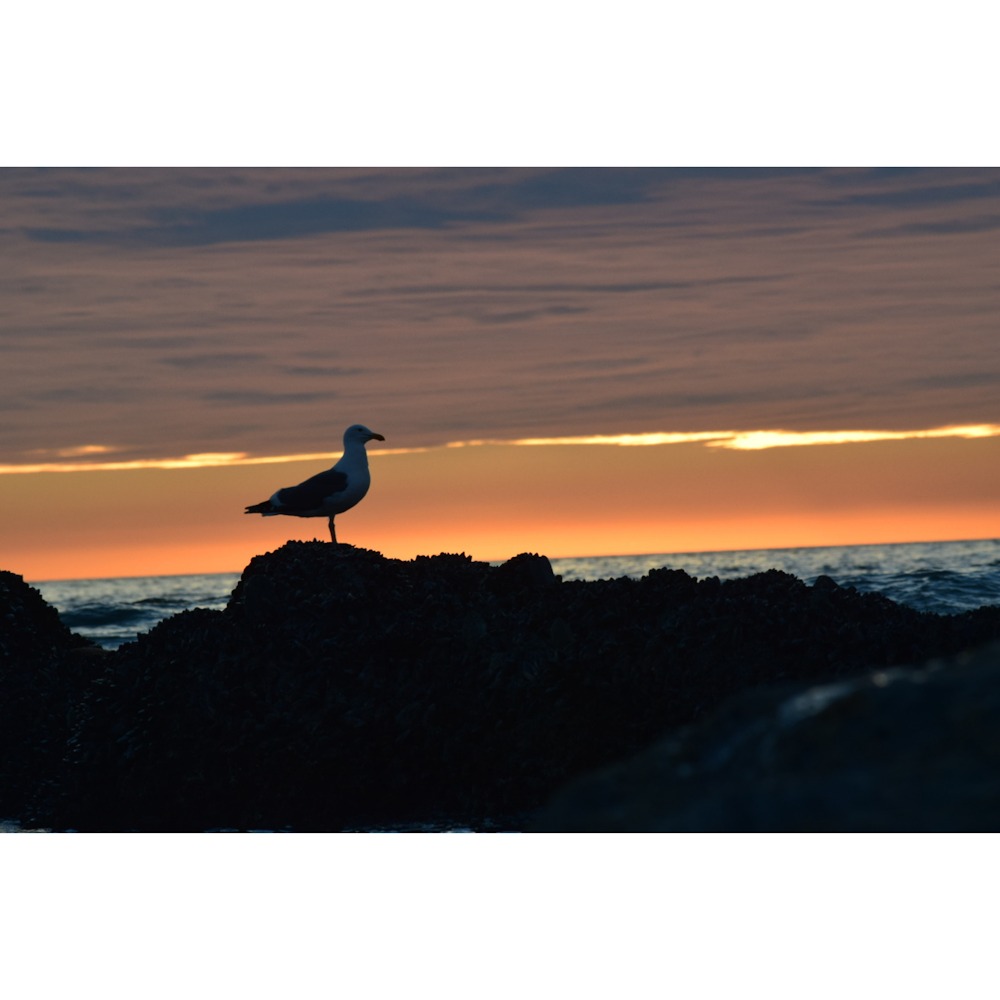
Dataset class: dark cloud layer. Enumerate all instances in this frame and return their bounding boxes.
[10,167,896,250]
[20,168,679,248]
[15,167,1000,249]
[833,178,1000,208]
[25,196,502,246]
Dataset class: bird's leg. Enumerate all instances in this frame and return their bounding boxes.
[328,516,337,544]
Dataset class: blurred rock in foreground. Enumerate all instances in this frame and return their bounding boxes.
[4,543,1000,831]
[534,642,1000,832]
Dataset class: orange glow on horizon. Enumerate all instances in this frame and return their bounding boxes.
[14,508,1000,584]
[3,435,998,582]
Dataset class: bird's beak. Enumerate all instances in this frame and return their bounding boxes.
[369,432,385,441]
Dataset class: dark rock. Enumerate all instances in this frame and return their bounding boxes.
[490,552,557,592]
[0,570,90,666]
[0,570,96,820]
[5,543,1000,831]
[533,642,1000,832]
[549,618,574,651]
[242,573,283,623]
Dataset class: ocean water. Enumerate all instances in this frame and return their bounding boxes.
[552,537,1000,613]
[32,537,1000,650]
[36,572,243,650]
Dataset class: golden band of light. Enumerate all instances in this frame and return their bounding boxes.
[441,424,1000,451]
[1,424,998,474]
[708,425,1000,450]
[451,424,1000,451]
[0,447,428,475]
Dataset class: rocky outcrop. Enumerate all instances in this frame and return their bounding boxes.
[4,542,1000,830]
[533,642,1000,832]
[40,543,1000,830]
[0,571,98,819]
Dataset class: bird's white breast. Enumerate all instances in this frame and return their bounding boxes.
[325,466,370,514]
[323,444,372,515]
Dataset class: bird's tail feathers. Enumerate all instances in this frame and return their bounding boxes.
[245,500,276,515]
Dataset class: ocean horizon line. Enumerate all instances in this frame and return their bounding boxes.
[23,534,1000,585]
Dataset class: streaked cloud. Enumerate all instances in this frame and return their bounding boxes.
[858,214,1000,238]
[446,432,732,448]
[202,391,336,406]
[340,276,772,299]
[832,178,1000,208]
[0,447,426,475]
[906,371,1000,389]
[280,366,366,378]
[0,452,267,474]
[23,444,119,458]
[159,353,266,369]
[3,167,1000,468]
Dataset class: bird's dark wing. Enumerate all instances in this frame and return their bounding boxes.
[274,468,349,511]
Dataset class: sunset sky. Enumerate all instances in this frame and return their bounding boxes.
[3,167,999,580]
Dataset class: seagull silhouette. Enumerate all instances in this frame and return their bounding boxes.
[245,424,384,543]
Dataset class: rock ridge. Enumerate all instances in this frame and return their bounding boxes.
[2,542,1000,831]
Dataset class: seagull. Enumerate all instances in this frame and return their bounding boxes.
[245,424,385,543]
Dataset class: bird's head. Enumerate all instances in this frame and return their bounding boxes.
[344,424,386,446]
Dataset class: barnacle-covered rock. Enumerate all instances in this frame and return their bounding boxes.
[6,543,1000,831]
[0,571,96,820]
